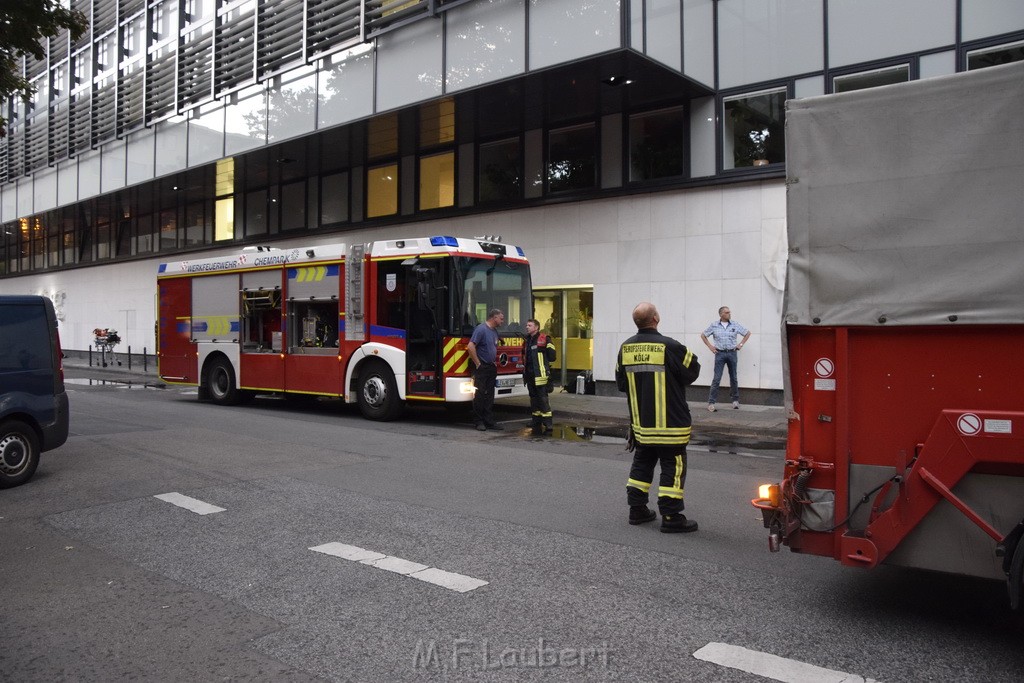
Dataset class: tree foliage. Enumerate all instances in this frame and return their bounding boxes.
[0,1,88,136]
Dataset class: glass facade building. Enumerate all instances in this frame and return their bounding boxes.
[1,0,1022,392]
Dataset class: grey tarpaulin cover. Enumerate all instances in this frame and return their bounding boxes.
[784,60,1024,329]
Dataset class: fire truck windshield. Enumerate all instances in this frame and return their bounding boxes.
[455,256,532,337]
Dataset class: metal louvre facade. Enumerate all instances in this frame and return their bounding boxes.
[0,0,458,185]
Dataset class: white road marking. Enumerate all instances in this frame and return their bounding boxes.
[310,543,488,593]
[410,567,489,593]
[693,642,880,683]
[154,492,226,515]
[363,556,429,575]
[310,542,385,562]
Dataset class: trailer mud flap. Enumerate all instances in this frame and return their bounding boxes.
[998,520,1024,610]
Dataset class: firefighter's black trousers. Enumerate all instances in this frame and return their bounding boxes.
[527,380,553,431]
[626,445,688,515]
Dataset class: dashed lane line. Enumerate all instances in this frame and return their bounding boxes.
[693,642,881,683]
[154,492,226,515]
[310,542,488,593]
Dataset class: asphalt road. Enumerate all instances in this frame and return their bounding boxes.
[2,381,1023,681]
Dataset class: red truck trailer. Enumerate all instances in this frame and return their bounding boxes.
[753,61,1024,607]
[157,235,533,420]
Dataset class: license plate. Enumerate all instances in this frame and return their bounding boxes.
[496,377,518,388]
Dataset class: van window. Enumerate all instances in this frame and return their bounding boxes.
[0,303,50,372]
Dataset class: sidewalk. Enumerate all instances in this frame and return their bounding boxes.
[496,390,787,441]
[61,355,787,441]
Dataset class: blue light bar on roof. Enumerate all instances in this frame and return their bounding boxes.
[516,247,525,257]
[429,235,459,247]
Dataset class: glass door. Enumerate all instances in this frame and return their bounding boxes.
[532,287,593,388]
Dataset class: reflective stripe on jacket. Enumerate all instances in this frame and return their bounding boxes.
[615,328,701,446]
[522,333,556,386]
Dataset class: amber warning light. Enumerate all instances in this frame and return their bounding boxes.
[757,484,782,508]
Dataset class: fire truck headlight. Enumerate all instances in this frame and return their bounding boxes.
[460,381,476,395]
[758,484,782,507]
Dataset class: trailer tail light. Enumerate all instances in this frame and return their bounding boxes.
[757,483,782,508]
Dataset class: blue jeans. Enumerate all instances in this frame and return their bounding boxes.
[708,350,739,404]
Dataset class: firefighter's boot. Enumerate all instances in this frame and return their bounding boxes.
[660,513,698,533]
[629,506,657,525]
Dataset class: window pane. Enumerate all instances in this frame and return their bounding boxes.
[96,221,111,260]
[367,113,398,160]
[967,40,1024,70]
[184,203,207,246]
[420,98,455,148]
[246,189,268,236]
[478,138,521,203]
[321,172,349,226]
[723,89,786,170]
[135,214,154,254]
[629,108,685,182]
[833,65,909,93]
[367,164,398,218]
[548,124,596,193]
[419,152,455,210]
[159,209,177,250]
[281,180,306,231]
[215,198,234,241]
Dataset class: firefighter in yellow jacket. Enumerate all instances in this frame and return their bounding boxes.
[615,302,702,532]
[522,318,556,435]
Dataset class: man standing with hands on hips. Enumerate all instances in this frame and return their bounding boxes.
[701,306,751,412]
[467,308,504,431]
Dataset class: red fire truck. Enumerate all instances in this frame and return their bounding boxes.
[157,236,533,420]
[753,62,1024,607]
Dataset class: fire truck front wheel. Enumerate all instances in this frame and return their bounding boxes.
[357,361,403,421]
[206,357,242,405]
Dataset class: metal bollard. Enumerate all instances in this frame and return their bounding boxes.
[128,345,132,371]
[576,374,585,395]
[144,347,148,372]
[89,345,93,367]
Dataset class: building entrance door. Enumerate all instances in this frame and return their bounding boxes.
[532,287,593,388]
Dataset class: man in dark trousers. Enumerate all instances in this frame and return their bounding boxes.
[615,302,702,532]
[522,318,556,435]
[467,308,504,431]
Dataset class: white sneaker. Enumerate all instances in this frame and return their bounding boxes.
[708,404,717,412]
[732,401,740,409]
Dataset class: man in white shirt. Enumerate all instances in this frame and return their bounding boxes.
[700,306,751,412]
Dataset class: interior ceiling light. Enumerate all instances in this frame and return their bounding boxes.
[602,75,634,86]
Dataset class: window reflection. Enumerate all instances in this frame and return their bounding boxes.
[478,138,521,203]
[723,89,786,170]
[833,65,908,93]
[548,124,596,192]
[967,40,1024,70]
[629,107,685,181]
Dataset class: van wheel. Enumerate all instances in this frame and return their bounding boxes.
[0,419,40,489]
[207,357,241,405]
[357,361,403,421]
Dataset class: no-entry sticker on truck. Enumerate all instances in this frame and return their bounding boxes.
[813,357,836,390]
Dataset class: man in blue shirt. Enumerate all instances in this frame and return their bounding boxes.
[701,306,751,411]
[467,308,504,431]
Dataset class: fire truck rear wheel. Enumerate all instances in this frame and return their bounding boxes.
[357,361,403,421]
[207,357,241,405]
